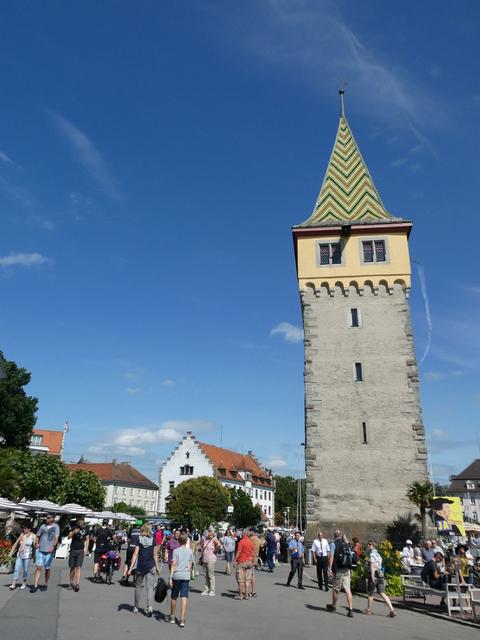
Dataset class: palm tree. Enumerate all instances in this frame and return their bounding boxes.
[0,465,21,501]
[406,481,434,539]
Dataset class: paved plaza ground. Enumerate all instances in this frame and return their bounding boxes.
[1,555,478,640]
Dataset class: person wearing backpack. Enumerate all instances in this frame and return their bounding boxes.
[327,530,354,618]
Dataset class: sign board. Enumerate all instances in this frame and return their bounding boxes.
[227,506,234,514]
[431,496,465,537]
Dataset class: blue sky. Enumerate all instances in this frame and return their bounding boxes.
[1,1,479,485]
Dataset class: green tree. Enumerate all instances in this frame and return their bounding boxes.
[60,470,105,511]
[385,512,421,550]
[406,480,434,539]
[0,463,21,500]
[273,475,305,526]
[22,453,68,501]
[166,476,230,527]
[112,502,146,517]
[229,487,262,528]
[0,351,38,450]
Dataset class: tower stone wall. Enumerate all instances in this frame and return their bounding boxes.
[302,281,429,542]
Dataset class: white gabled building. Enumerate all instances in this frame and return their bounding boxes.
[158,432,275,524]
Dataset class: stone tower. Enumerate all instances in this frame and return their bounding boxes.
[292,94,429,541]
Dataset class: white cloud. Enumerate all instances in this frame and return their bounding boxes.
[270,322,304,343]
[0,151,14,165]
[266,457,288,469]
[391,157,408,168]
[424,371,445,381]
[89,419,217,457]
[430,429,448,440]
[125,387,141,395]
[217,0,444,147]
[48,109,122,201]
[161,379,175,387]
[0,252,53,268]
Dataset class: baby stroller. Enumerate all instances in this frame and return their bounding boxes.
[99,549,121,585]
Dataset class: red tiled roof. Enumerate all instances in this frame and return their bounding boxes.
[32,429,63,455]
[66,462,158,490]
[197,442,271,484]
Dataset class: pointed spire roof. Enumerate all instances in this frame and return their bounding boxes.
[301,94,399,227]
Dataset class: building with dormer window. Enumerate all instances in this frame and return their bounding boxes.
[448,459,480,524]
[158,432,274,524]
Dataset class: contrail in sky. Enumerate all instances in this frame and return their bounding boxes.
[415,262,432,366]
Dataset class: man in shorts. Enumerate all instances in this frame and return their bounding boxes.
[32,513,60,592]
[68,518,89,592]
[327,530,354,618]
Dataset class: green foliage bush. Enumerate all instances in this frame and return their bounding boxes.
[385,574,403,596]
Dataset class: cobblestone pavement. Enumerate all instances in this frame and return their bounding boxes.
[1,556,478,640]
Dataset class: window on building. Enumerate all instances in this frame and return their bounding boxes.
[186,451,190,459]
[466,481,475,490]
[362,240,386,263]
[355,362,363,382]
[350,308,359,327]
[471,497,476,505]
[130,488,134,495]
[123,487,126,495]
[362,422,368,445]
[268,506,271,515]
[180,466,185,475]
[169,481,175,490]
[255,490,258,498]
[319,242,342,265]
[31,434,43,446]
[473,512,478,521]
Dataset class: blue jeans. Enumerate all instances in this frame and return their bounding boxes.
[266,549,275,572]
[13,557,31,582]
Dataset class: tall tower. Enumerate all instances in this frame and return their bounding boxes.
[292,94,429,540]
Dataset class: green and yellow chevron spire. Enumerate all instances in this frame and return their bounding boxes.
[302,92,395,226]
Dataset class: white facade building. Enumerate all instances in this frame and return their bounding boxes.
[158,432,275,524]
[68,461,159,516]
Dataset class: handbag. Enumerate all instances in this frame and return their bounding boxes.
[154,577,168,603]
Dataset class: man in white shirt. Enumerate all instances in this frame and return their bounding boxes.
[401,539,414,573]
[311,531,330,591]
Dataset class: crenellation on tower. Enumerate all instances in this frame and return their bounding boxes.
[292,97,429,541]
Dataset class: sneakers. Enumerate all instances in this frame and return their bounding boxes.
[68,584,74,590]
[133,607,139,614]
[146,607,153,618]
[179,621,185,628]
[201,588,210,596]
[326,604,336,612]
[347,609,354,618]
[20,584,26,590]
[9,584,16,590]
[30,586,39,593]
[164,615,175,624]
[208,591,215,597]
[74,585,80,593]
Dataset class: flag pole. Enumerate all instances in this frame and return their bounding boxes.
[60,419,69,461]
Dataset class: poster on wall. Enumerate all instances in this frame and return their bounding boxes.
[431,496,465,537]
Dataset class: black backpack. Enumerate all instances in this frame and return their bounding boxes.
[335,539,352,570]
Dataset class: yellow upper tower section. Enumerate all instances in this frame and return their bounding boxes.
[293,93,412,293]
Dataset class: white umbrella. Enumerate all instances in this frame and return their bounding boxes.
[20,499,67,513]
[465,523,480,533]
[61,503,94,515]
[0,497,21,511]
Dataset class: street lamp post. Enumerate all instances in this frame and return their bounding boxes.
[286,506,290,529]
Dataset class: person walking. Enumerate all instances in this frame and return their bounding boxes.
[249,530,261,597]
[9,522,36,590]
[32,513,60,593]
[128,523,161,617]
[311,531,330,591]
[199,527,220,597]
[286,531,305,589]
[166,532,193,626]
[166,529,181,570]
[221,530,236,575]
[93,520,114,582]
[327,530,354,617]
[191,529,200,554]
[67,518,89,592]
[121,525,141,586]
[363,540,395,617]
[265,528,276,573]
[235,529,254,600]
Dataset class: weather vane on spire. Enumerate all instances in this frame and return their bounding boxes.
[339,82,347,117]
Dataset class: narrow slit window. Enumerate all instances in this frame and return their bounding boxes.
[351,308,359,327]
[355,362,363,381]
[362,422,368,444]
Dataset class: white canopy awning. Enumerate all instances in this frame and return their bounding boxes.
[19,499,67,513]
[0,497,22,511]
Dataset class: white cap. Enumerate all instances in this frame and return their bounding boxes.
[406,539,413,545]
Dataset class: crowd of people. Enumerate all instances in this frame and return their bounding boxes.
[3,514,480,625]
